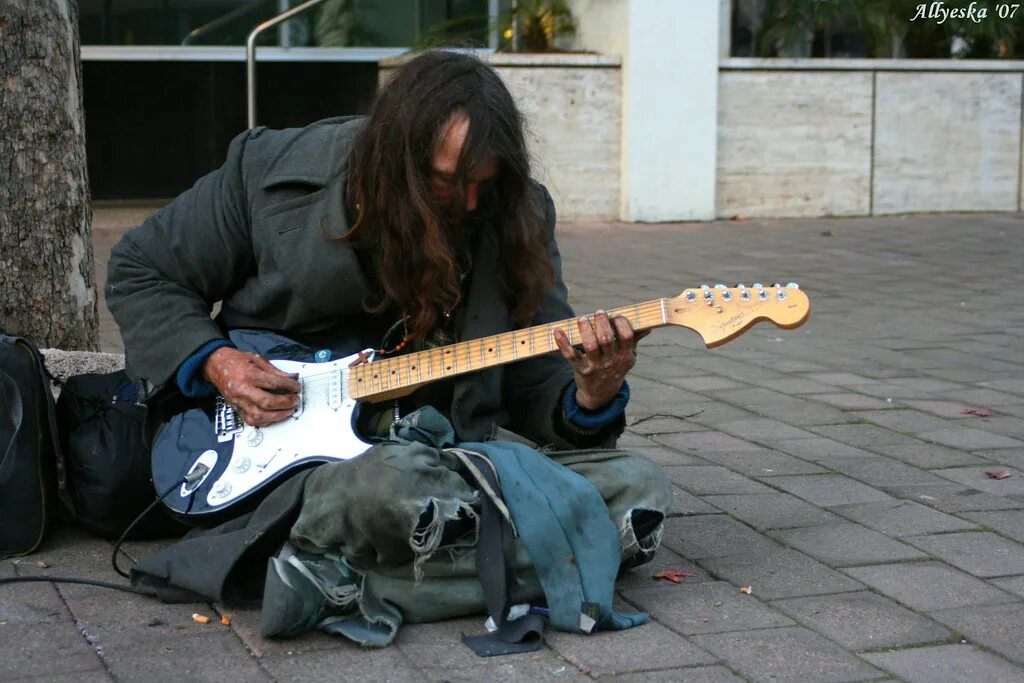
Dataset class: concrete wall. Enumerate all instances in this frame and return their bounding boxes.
[718,59,1024,218]
[381,53,622,221]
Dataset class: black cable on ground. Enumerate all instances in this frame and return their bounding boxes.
[2,468,203,591]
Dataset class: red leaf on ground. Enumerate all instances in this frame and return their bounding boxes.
[986,470,1011,480]
[653,569,695,584]
[962,408,992,417]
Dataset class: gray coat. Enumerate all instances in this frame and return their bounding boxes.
[106,117,617,449]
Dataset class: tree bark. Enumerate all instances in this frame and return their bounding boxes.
[0,0,97,350]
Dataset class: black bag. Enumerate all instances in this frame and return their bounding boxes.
[0,332,70,558]
[55,370,187,540]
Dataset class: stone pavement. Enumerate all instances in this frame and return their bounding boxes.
[3,208,1024,682]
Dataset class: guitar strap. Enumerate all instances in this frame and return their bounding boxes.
[457,449,545,657]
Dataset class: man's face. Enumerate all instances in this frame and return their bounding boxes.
[430,112,499,215]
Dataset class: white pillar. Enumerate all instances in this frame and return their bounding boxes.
[571,0,720,222]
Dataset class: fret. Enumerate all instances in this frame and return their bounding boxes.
[510,331,517,359]
[633,304,641,329]
[529,328,535,356]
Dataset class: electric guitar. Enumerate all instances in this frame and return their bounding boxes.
[153,283,810,519]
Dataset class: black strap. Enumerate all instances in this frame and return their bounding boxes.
[25,341,76,517]
[460,450,544,657]
[0,369,24,478]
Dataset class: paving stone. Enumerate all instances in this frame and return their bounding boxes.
[807,393,897,410]
[811,423,923,448]
[770,591,952,651]
[933,466,1024,495]
[932,603,1024,665]
[687,402,765,428]
[863,644,1024,682]
[702,493,840,530]
[858,409,957,433]
[990,575,1024,598]
[972,448,1024,470]
[949,387,1023,406]
[771,438,879,461]
[869,442,987,469]
[694,449,828,477]
[0,580,68,625]
[831,500,977,537]
[805,373,880,387]
[660,515,780,560]
[919,428,1024,450]
[651,431,764,454]
[663,465,775,496]
[717,418,820,442]
[625,415,707,436]
[906,532,1024,578]
[224,606,350,659]
[615,546,711,591]
[607,665,746,682]
[11,671,114,683]
[962,510,1024,542]
[841,562,1019,613]
[698,547,863,600]
[619,444,705,467]
[0,611,101,679]
[887,483,1024,513]
[664,375,747,392]
[770,522,925,567]
[689,626,882,683]
[824,456,951,488]
[765,474,893,507]
[668,486,721,517]
[61,590,216,649]
[546,618,716,677]
[751,377,842,394]
[620,581,793,635]
[902,399,993,418]
[102,631,271,682]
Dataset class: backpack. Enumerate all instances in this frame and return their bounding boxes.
[0,332,71,559]
[55,370,187,540]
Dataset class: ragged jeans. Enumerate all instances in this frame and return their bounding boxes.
[288,441,673,624]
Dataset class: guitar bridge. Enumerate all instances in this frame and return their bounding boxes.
[214,396,243,443]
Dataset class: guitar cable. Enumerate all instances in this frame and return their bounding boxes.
[0,466,207,592]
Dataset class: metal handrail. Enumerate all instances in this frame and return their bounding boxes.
[182,0,270,46]
[247,0,331,129]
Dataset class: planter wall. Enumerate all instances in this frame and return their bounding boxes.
[717,59,1024,218]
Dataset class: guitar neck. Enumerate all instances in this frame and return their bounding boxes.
[349,298,671,401]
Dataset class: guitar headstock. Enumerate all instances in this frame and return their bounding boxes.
[665,283,810,348]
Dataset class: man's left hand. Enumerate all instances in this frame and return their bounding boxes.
[553,311,648,411]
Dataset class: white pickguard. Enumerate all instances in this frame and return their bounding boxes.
[201,350,372,508]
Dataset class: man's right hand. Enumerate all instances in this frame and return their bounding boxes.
[202,347,301,427]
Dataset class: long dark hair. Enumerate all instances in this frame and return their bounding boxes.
[344,50,554,340]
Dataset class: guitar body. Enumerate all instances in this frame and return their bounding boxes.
[152,347,373,520]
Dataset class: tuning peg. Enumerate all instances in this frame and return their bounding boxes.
[771,282,782,289]
[753,282,764,289]
[714,283,727,289]
[787,282,799,289]
[721,288,733,301]
[685,289,697,302]
[735,283,747,289]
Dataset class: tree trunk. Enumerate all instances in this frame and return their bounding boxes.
[0,0,97,350]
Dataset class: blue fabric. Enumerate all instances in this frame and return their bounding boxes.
[176,339,233,397]
[392,406,647,635]
[563,380,630,430]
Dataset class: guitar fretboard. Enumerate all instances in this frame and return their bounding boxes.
[349,298,670,401]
